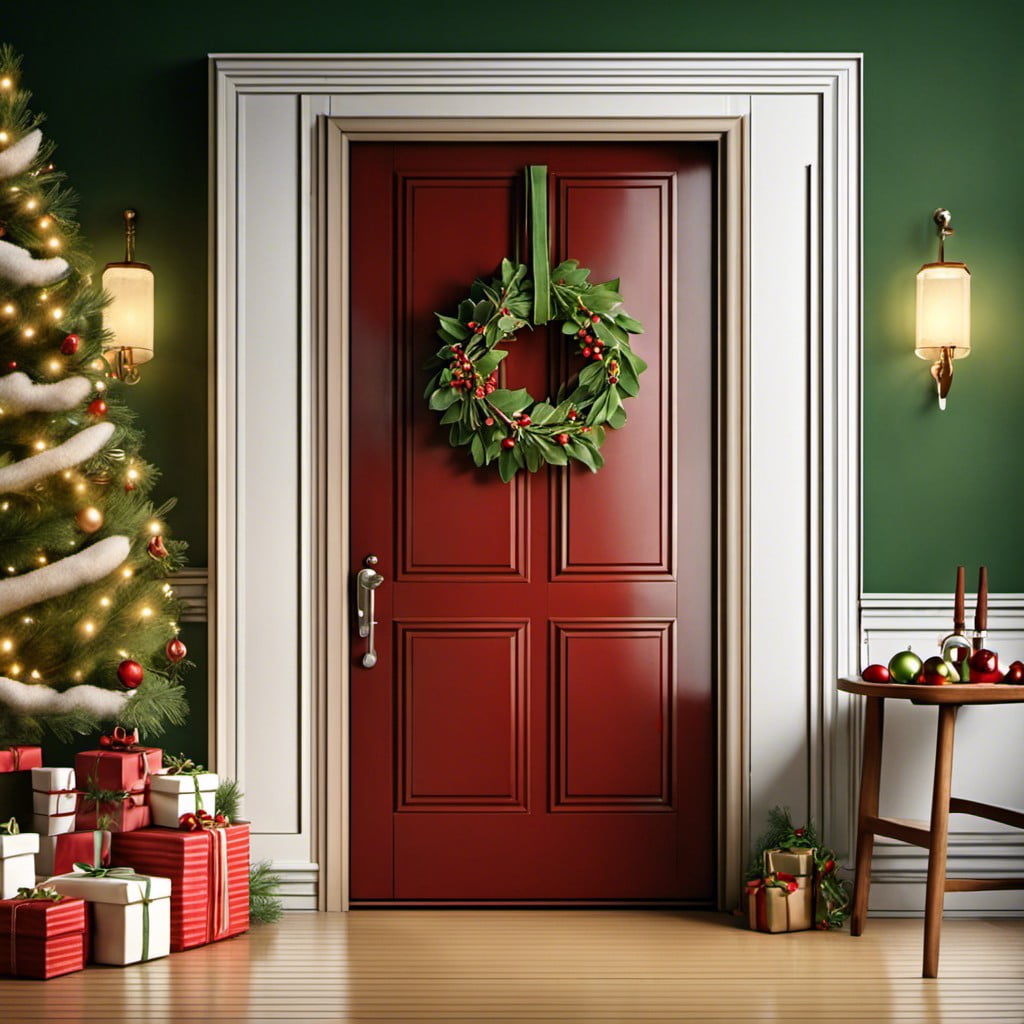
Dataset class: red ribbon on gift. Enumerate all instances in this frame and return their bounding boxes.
[179,811,232,941]
[746,872,799,932]
[101,726,141,751]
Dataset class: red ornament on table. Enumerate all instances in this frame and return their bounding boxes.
[166,638,187,663]
[147,534,168,559]
[60,333,80,355]
[861,663,890,684]
[116,659,144,689]
[86,398,107,417]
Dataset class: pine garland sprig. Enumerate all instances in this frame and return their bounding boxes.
[249,860,283,925]
[215,778,243,823]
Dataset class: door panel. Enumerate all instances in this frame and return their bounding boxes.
[350,141,714,902]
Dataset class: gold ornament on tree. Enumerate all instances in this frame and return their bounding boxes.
[75,506,103,533]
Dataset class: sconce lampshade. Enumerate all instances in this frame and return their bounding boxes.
[915,261,971,362]
[101,261,154,367]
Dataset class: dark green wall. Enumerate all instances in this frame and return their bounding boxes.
[6,2,1023,756]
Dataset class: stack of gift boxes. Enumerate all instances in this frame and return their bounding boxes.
[0,737,250,979]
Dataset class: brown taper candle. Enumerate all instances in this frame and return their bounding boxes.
[976,565,988,633]
[954,565,965,633]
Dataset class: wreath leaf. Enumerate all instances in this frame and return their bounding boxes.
[430,259,645,480]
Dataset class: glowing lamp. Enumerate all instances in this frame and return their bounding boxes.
[102,209,154,385]
[915,209,970,410]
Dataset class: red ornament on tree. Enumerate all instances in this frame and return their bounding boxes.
[87,398,107,418]
[116,659,144,689]
[147,534,168,559]
[166,638,187,663]
[60,333,80,355]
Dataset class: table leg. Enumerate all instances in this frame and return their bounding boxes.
[923,703,957,978]
[851,695,884,937]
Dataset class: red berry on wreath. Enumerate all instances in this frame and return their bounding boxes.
[87,398,107,417]
[609,376,619,384]
[591,315,600,324]
[467,322,477,329]
[577,329,586,337]
[484,417,494,426]
[501,437,516,449]
[582,347,592,358]
[593,351,603,360]
[474,387,485,398]
[6,361,16,369]
[166,637,188,663]
[557,433,569,446]
[61,333,80,355]
[485,384,495,394]
[519,415,531,426]
[567,410,578,421]
[117,659,144,689]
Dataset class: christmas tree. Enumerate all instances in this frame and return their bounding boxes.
[0,46,188,744]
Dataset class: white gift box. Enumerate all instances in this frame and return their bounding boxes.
[149,772,219,828]
[44,869,171,965]
[31,767,77,817]
[0,831,40,899]
[33,810,76,836]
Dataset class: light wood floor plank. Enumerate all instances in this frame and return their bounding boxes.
[0,911,1022,1022]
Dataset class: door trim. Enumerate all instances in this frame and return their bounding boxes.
[210,54,863,914]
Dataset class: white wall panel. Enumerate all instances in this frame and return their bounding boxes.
[860,594,1024,913]
[748,94,820,832]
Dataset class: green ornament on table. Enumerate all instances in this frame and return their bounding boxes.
[888,647,923,684]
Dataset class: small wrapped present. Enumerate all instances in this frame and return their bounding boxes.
[0,886,87,979]
[0,818,40,900]
[112,817,250,951]
[44,865,171,966]
[765,846,816,878]
[31,767,77,816]
[36,830,111,878]
[746,872,813,933]
[75,728,161,803]
[0,746,42,773]
[76,797,150,834]
[149,757,218,829]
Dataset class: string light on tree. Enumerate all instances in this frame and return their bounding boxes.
[0,44,189,739]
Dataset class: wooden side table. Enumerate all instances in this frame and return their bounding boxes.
[839,678,1024,977]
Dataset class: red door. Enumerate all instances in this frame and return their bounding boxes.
[350,141,715,902]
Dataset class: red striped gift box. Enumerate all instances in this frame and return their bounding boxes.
[0,896,87,979]
[111,824,249,951]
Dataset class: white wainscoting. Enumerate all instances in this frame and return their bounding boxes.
[857,593,1024,915]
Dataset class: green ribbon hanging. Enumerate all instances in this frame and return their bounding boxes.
[526,165,551,325]
[72,864,154,962]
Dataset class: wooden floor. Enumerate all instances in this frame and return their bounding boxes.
[2,910,1024,1022]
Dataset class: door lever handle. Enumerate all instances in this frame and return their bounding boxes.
[356,556,384,668]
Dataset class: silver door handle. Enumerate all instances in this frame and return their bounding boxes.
[356,556,384,668]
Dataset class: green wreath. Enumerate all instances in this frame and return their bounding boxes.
[423,166,647,483]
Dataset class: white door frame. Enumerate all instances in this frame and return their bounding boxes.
[210,54,862,912]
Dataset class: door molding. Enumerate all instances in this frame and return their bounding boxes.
[210,54,863,913]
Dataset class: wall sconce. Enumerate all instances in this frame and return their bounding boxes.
[915,208,970,410]
[102,209,154,385]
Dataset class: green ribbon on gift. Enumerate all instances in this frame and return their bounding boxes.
[164,754,207,811]
[72,864,154,962]
[0,817,19,835]
[15,885,63,901]
[526,165,551,325]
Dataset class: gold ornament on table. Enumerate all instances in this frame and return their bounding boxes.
[75,506,103,533]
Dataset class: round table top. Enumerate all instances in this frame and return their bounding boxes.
[839,675,1024,705]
